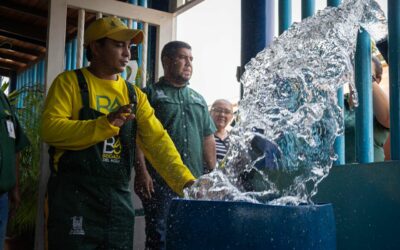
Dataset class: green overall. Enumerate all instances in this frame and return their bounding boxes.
[47,70,137,250]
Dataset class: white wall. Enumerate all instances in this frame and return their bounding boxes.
[177,0,388,105]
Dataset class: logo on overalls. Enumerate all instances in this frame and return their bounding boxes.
[69,216,85,235]
[102,136,122,163]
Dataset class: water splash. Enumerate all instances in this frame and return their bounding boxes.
[185,0,387,205]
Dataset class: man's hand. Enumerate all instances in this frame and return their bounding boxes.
[134,169,154,200]
[183,179,195,189]
[107,104,136,127]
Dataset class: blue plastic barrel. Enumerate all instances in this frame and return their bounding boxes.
[167,199,336,250]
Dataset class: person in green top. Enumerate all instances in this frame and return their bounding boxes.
[0,91,29,250]
[345,56,390,163]
[135,41,216,250]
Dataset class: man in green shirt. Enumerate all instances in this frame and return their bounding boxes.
[0,91,29,250]
[135,41,216,250]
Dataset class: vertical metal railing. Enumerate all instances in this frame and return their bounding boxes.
[301,0,315,19]
[355,29,374,163]
[277,0,384,164]
[388,0,400,160]
[327,0,341,7]
[139,0,149,87]
[240,0,275,98]
[279,0,292,35]
[12,59,45,128]
[328,0,345,165]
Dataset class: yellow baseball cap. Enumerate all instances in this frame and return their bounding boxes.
[84,17,143,46]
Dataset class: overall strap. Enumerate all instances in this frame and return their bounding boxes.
[125,81,137,159]
[74,69,90,108]
[50,69,89,175]
[125,80,137,115]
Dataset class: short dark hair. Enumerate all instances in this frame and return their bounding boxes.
[372,55,383,79]
[85,38,107,62]
[161,41,191,60]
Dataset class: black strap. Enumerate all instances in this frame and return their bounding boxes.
[125,81,137,160]
[74,69,89,108]
[125,80,137,116]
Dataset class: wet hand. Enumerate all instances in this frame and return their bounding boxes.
[107,104,136,127]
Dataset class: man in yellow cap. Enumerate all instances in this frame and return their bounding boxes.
[41,16,195,250]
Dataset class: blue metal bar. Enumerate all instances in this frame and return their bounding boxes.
[32,63,38,85]
[38,60,45,86]
[23,70,27,85]
[71,38,77,70]
[328,0,343,165]
[327,0,341,7]
[17,73,22,107]
[302,0,315,19]
[23,70,27,102]
[16,74,20,91]
[83,49,89,67]
[19,70,26,107]
[124,0,142,80]
[68,41,73,70]
[129,0,139,29]
[334,88,345,165]
[241,0,275,64]
[65,41,72,70]
[27,67,32,87]
[139,0,147,8]
[138,0,147,68]
[241,0,274,97]
[388,0,400,160]
[279,0,292,34]
[355,28,373,163]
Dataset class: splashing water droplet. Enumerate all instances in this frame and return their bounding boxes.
[185,0,387,205]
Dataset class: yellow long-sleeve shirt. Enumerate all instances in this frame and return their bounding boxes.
[41,68,195,195]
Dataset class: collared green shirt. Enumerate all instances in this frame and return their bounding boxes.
[144,77,216,177]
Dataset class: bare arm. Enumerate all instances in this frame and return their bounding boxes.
[134,145,154,200]
[203,134,216,171]
[373,81,390,128]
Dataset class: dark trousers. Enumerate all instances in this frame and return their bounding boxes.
[142,180,177,250]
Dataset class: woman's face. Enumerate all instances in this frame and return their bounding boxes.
[211,101,234,130]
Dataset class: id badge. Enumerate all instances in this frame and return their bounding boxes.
[6,119,16,139]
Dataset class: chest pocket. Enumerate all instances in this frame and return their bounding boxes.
[185,92,207,121]
[187,94,206,108]
[150,88,176,108]
[148,89,178,124]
